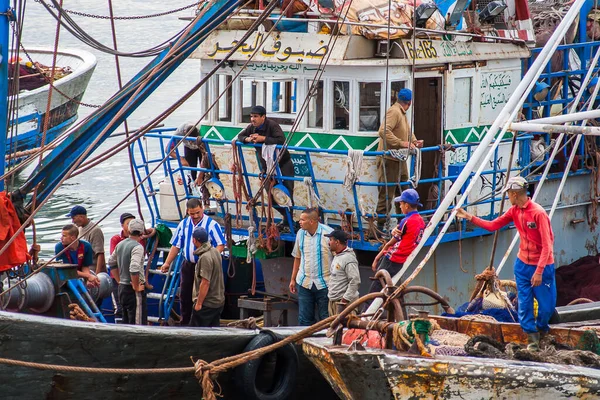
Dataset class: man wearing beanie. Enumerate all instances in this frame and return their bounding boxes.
[108,218,147,325]
[237,105,296,232]
[376,88,422,228]
[190,227,225,327]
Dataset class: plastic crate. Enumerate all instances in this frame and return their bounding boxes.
[231,240,284,259]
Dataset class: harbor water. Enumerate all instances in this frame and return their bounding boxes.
[15,0,204,257]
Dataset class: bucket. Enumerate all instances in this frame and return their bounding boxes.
[159,180,186,221]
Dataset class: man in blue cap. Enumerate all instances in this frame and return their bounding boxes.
[238,105,295,232]
[376,88,422,228]
[189,227,224,327]
[369,189,425,295]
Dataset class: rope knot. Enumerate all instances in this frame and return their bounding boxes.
[193,359,221,400]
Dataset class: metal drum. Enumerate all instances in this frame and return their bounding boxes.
[0,273,55,313]
[87,272,113,302]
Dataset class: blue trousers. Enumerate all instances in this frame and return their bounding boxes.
[297,283,329,326]
[514,258,556,334]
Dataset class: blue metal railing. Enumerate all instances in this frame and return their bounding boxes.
[131,126,590,251]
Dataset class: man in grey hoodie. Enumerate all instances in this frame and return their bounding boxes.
[325,229,361,316]
[190,227,224,327]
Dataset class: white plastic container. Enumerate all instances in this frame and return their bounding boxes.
[159,180,187,221]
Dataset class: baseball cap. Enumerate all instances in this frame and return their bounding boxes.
[119,212,135,225]
[192,227,209,243]
[398,88,412,102]
[501,176,528,193]
[66,205,87,218]
[394,189,422,207]
[128,219,145,234]
[250,105,266,115]
[588,9,600,21]
[324,229,349,242]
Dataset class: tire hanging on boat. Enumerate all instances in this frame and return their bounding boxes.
[235,331,298,400]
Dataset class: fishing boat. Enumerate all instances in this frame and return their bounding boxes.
[2,0,600,397]
[6,48,96,165]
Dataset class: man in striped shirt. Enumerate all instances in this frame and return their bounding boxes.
[160,198,225,325]
[289,208,334,325]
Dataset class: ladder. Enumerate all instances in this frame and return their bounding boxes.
[66,279,107,323]
[146,251,183,324]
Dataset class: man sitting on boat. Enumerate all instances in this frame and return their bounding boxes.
[456,176,556,351]
[160,198,225,325]
[325,229,361,316]
[107,219,148,325]
[289,208,334,325]
[189,227,224,327]
[55,224,100,288]
[67,205,106,274]
[376,88,423,229]
[237,105,295,232]
[370,189,425,295]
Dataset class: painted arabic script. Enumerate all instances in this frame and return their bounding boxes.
[208,33,329,63]
[480,72,512,110]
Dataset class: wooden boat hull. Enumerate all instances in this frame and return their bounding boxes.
[302,336,600,400]
[0,311,337,400]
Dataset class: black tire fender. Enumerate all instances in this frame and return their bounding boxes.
[235,331,298,400]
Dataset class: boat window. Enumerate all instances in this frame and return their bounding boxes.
[359,82,381,131]
[390,81,407,106]
[268,80,297,126]
[240,79,297,125]
[307,80,324,128]
[216,74,233,122]
[241,79,268,123]
[333,81,350,130]
[450,77,472,125]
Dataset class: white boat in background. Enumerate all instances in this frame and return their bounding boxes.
[7,48,96,164]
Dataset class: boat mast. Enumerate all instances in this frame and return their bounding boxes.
[0,0,8,192]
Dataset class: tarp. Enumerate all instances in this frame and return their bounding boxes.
[0,192,29,271]
[313,0,445,39]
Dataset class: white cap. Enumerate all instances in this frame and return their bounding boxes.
[501,176,528,193]
[128,218,145,234]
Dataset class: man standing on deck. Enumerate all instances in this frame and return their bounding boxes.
[369,189,425,296]
[108,219,148,325]
[238,105,295,232]
[68,205,106,274]
[325,229,361,316]
[376,88,422,228]
[289,208,334,325]
[160,198,225,325]
[190,227,224,327]
[456,176,556,351]
[55,224,100,287]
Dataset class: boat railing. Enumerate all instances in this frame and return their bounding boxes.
[132,129,591,251]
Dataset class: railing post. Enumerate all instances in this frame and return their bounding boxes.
[0,0,9,191]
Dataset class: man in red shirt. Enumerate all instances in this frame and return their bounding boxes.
[457,176,556,351]
[370,189,425,296]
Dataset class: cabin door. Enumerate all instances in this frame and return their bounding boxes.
[413,76,443,210]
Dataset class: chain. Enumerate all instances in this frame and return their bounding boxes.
[34,0,202,20]
[17,42,102,108]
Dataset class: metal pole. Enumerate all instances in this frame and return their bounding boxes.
[365,0,587,315]
[509,122,600,135]
[526,110,600,125]
[0,0,9,192]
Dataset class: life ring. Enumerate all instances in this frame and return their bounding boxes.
[235,331,298,400]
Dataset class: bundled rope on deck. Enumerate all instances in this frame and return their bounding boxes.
[465,330,600,369]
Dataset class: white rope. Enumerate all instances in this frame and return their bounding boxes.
[410,148,422,188]
[303,177,322,208]
[343,149,364,191]
[246,226,257,264]
[388,148,409,161]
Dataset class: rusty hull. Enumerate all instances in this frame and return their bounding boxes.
[303,337,600,400]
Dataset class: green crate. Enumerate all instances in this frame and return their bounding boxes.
[230,240,284,260]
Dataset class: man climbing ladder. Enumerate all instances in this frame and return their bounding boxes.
[456,176,557,351]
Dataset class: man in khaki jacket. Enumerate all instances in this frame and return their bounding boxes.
[376,88,421,226]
